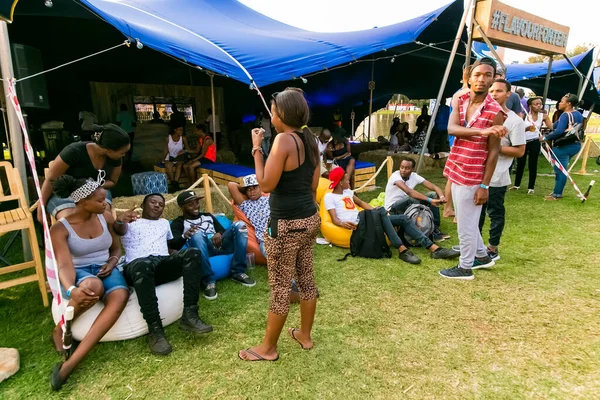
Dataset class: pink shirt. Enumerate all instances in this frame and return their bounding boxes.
[444,92,503,186]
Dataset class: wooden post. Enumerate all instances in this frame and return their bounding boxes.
[577,136,592,175]
[386,156,393,179]
[202,173,213,213]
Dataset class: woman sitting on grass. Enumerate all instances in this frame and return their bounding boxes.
[49,175,129,390]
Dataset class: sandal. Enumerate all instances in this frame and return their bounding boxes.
[238,348,279,362]
[288,328,312,350]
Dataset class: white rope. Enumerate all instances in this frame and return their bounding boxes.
[355,157,391,192]
[208,176,233,205]
[13,41,130,83]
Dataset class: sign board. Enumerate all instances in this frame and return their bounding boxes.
[473,0,570,55]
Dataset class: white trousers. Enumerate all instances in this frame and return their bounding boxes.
[452,183,488,269]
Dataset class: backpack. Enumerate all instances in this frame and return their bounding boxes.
[338,209,391,260]
[402,204,435,246]
[553,112,585,146]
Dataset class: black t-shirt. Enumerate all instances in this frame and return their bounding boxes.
[59,142,121,180]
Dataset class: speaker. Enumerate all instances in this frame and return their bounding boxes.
[10,43,49,109]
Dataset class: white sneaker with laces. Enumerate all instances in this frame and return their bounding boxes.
[527,189,534,195]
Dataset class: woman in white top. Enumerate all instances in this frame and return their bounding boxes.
[162,124,190,190]
[511,97,552,194]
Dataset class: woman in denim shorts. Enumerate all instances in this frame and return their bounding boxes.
[49,175,129,390]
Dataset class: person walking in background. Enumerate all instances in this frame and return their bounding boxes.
[480,79,526,261]
[542,94,584,201]
[239,88,320,361]
[511,96,552,194]
[115,104,136,166]
[439,57,507,280]
[495,67,524,118]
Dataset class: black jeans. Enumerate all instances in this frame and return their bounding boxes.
[478,186,507,247]
[123,248,210,329]
[514,140,541,190]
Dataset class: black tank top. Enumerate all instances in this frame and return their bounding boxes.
[270,132,317,220]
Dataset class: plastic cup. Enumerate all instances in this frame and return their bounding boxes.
[246,253,255,270]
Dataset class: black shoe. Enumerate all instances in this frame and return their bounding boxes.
[487,249,500,261]
[439,266,474,280]
[472,255,495,270]
[231,272,256,287]
[179,306,213,334]
[148,328,172,356]
[432,229,451,242]
[50,362,66,391]
[203,282,217,300]
[430,247,460,260]
[399,249,421,264]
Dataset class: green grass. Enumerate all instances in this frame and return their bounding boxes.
[2,157,600,399]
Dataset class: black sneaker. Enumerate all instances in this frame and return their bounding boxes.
[430,247,460,260]
[231,272,256,287]
[432,229,451,242]
[179,306,213,334]
[452,245,460,252]
[472,255,495,270]
[399,249,421,264]
[148,329,172,355]
[487,249,500,261]
[203,282,217,300]
[439,266,474,280]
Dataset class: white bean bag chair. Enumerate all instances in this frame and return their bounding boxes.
[52,278,183,342]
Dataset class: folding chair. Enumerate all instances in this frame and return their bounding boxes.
[0,161,48,307]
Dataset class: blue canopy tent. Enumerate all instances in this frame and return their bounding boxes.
[506,49,600,110]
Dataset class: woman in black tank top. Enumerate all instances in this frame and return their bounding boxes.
[239,88,321,362]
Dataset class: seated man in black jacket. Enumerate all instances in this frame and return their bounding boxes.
[169,190,254,301]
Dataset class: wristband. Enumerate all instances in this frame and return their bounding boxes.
[251,147,263,156]
[115,220,124,225]
[108,256,119,264]
[66,285,77,297]
[427,197,431,204]
[480,183,489,190]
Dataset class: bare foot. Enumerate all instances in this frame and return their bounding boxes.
[238,346,279,361]
[443,210,455,218]
[453,217,457,224]
[288,327,313,350]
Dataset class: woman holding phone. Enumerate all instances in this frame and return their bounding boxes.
[238,88,320,361]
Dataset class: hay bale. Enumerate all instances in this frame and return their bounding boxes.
[113,184,233,221]
[358,150,441,171]
[217,150,237,164]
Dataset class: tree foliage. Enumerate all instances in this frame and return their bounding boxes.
[523,43,594,64]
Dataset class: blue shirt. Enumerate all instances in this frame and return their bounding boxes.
[547,111,583,141]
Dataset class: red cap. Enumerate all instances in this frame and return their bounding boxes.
[328,167,345,190]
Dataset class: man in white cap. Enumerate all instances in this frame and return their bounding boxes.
[169,190,253,301]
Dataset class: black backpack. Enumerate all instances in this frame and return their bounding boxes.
[402,204,435,246]
[339,209,391,260]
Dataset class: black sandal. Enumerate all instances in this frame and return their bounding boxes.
[50,362,66,391]
[288,328,312,350]
[238,348,279,362]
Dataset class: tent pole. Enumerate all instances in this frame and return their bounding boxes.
[542,57,553,108]
[474,23,505,72]
[463,0,477,69]
[578,48,600,101]
[209,73,217,151]
[367,58,375,142]
[417,0,474,173]
[0,21,31,258]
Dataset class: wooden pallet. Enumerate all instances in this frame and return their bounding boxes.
[153,164,189,186]
[353,165,376,193]
[199,168,244,186]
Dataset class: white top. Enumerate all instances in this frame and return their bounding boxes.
[384,171,425,211]
[122,218,173,263]
[491,110,526,187]
[316,138,329,155]
[324,189,359,223]
[524,112,543,142]
[166,135,184,159]
[79,111,97,131]
[389,133,398,146]
[260,117,272,138]
[205,114,221,133]
[183,215,217,236]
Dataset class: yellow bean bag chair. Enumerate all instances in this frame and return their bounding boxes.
[319,196,362,249]
[315,177,330,204]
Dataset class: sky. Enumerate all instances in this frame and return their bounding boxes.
[240,0,597,63]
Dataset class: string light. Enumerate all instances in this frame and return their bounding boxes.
[391,57,395,63]
[301,77,308,84]
[135,39,144,50]
[44,0,53,7]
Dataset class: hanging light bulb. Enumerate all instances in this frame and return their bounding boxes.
[301,77,308,84]
[135,39,144,50]
[44,0,53,7]
[391,57,395,63]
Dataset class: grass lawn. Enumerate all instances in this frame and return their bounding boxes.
[2,157,600,399]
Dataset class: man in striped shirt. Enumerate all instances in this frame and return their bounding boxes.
[439,57,507,280]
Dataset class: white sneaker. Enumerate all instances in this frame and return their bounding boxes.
[527,189,534,195]
[509,186,520,191]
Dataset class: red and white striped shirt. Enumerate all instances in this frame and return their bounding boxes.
[444,92,503,186]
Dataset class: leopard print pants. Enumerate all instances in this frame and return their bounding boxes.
[264,212,320,315]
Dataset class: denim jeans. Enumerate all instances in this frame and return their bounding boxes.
[188,221,248,286]
[478,186,507,247]
[552,142,581,197]
[389,191,440,229]
[386,211,434,249]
